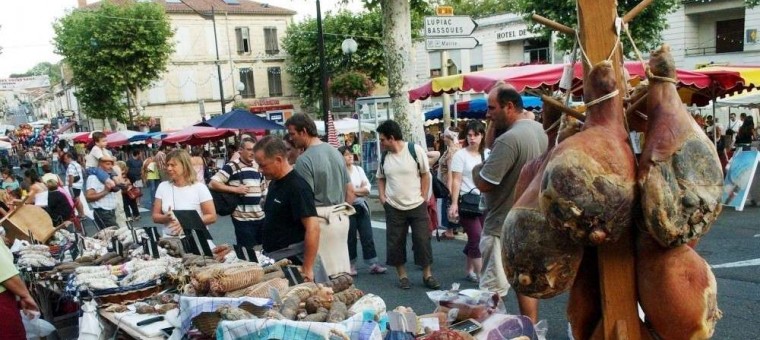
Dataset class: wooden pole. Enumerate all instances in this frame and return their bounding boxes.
[576,1,646,339]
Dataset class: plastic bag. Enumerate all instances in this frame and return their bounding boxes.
[21,311,55,340]
[426,289,501,322]
[78,300,102,340]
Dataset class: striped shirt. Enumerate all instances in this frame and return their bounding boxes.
[211,159,266,221]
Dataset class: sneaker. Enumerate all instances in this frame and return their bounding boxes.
[398,277,411,290]
[369,263,387,274]
[423,275,441,290]
[465,272,479,283]
[349,265,358,276]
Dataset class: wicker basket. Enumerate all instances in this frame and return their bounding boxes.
[191,302,268,337]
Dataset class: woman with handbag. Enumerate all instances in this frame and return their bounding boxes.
[447,121,486,283]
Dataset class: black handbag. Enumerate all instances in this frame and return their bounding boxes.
[210,162,241,216]
[432,177,450,199]
[458,189,483,216]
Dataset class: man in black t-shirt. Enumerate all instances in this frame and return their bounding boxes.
[253,135,320,282]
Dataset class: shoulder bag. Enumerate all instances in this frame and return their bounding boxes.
[210,162,241,216]
[457,150,485,216]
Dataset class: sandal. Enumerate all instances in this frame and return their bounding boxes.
[423,276,441,290]
[398,277,411,290]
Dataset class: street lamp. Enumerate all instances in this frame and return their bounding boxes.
[236,82,245,96]
[341,38,358,63]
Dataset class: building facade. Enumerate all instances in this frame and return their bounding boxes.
[662,0,760,70]
[83,0,297,131]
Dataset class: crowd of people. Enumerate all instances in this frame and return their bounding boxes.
[0,84,567,326]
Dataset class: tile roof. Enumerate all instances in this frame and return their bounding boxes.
[85,0,296,16]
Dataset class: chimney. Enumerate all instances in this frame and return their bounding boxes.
[78,0,87,8]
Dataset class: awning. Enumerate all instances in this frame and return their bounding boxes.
[56,121,76,134]
[424,97,542,121]
[716,89,760,109]
[409,62,725,102]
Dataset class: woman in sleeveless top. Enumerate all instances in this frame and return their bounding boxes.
[24,170,48,207]
[438,128,461,239]
[191,148,206,184]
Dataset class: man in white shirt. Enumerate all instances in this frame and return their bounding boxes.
[85,154,120,230]
[376,120,440,290]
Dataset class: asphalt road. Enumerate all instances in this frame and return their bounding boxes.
[125,202,760,339]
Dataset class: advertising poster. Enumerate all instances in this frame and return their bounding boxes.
[722,150,760,211]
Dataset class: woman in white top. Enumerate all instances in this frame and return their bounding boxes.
[448,120,486,283]
[24,170,48,207]
[339,146,387,276]
[152,149,216,236]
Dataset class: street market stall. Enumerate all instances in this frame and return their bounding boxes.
[161,126,235,146]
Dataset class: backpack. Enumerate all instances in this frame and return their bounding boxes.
[210,162,241,216]
[380,142,420,175]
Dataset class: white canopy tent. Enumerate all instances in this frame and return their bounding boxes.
[315,118,377,135]
[716,89,760,109]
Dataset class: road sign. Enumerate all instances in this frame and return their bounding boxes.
[436,6,454,16]
[425,37,479,50]
[424,16,477,37]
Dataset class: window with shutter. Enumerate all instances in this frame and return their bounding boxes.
[235,27,251,54]
[239,68,256,98]
[267,67,283,96]
[264,27,279,54]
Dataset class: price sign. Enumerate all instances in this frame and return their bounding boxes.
[111,236,124,257]
[233,245,258,263]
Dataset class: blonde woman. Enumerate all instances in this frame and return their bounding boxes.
[152,149,216,236]
[438,128,461,239]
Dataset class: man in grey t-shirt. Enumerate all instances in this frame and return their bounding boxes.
[286,113,355,278]
[473,84,548,322]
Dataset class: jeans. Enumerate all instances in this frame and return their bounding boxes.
[122,194,140,218]
[232,218,264,247]
[348,202,379,265]
[143,179,159,209]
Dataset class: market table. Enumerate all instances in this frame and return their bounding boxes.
[99,310,170,340]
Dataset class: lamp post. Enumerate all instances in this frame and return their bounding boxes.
[179,0,225,115]
[316,0,329,119]
[341,38,358,64]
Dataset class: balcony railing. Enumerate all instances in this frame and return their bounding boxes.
[685,46,717,56]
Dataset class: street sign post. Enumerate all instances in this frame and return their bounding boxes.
[425,37,479,50]
[424,16,478,37]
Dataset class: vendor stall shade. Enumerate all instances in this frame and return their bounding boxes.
[408,62,739,103]
[424,97,542,121]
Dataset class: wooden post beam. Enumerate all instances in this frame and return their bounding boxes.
[531,14,575,36]
[540,94,586,121]
[623,0,654,23]
[577,0,644,338]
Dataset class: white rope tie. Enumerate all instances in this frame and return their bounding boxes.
[622,22,677,84]
[584,89,620,108]
[545,118,561,133]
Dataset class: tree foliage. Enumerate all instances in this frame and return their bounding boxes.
[53,1,173,124]
[9,62,63,85]
[515,0,680,56]
[282,10,386,113]
[330,71,375,100]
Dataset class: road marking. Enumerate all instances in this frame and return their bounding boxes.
[371,221,386,230]
[711,258,760,268]
[754,234,760,238]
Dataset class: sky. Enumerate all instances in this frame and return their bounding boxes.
[0,0,365,79]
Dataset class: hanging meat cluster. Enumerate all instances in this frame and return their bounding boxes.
[501,45,722,340]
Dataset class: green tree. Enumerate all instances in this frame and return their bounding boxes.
[53,0,173,128]
[283,10,389,113]
[9,62,63,85]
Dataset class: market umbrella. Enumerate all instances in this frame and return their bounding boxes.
[58,131,89,142]
[424,97,542,121]
[162,126,235,146]
[325,112,340,147]
[105,130,151,147]
[408,62,720,102]
[73,131,109,144]
[195,108,285,130]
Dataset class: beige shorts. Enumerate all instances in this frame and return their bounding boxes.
[479,234,511,297]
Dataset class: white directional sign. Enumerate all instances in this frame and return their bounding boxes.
[424,16,478,37]
[425,37,479,50]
